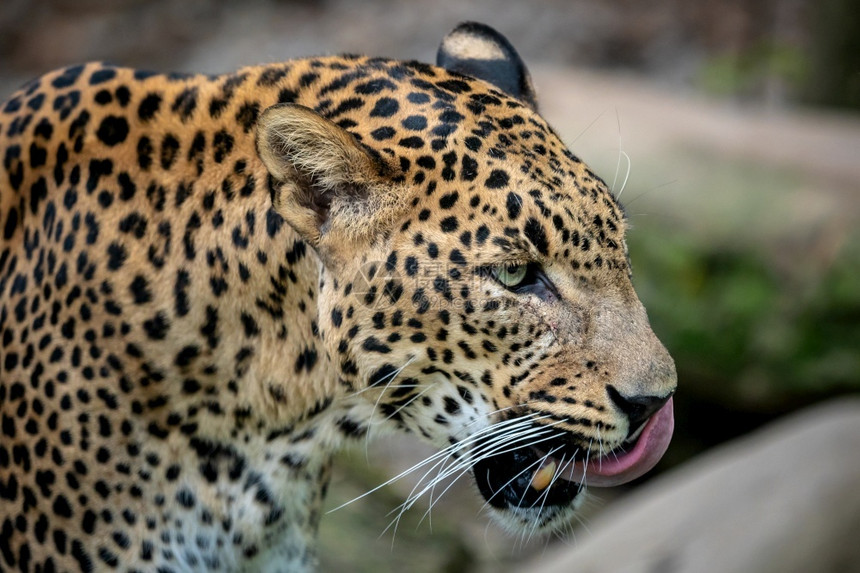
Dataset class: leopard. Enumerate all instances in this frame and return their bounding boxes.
[0,21,677,573]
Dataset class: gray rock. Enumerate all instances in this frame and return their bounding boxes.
[521,398,860,573]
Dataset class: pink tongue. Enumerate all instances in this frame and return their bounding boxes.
[559,398,674,487]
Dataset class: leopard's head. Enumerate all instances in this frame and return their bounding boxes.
[257,22,676,532]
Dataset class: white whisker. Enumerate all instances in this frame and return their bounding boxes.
[384,382,437,421]
[329,415,545,514]
[531,453,570,543]
[386,423,567,533]
[570,109,606,145]
[479,445,564,514]
[617,151,631,197]
[403,424,561,514]
[408,434,567,532]
[349,355,416,398]
[362,356,417,459]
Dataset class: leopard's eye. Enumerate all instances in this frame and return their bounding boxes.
[491,264,528,287]
[485,262,559,302]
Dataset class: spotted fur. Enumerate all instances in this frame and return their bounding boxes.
[0,22,676,572]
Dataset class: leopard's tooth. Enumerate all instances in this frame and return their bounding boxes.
[530,459,557,491]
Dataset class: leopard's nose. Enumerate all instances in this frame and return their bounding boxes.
[606,385,672,432]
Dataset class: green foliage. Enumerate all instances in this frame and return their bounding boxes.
[630,226,860,411]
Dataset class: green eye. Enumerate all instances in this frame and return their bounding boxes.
[492,264,528,287]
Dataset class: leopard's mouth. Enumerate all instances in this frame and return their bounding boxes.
[472,399,674,517]
[472,435,582,511]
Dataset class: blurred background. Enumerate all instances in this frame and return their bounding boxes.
[2,1,857,571]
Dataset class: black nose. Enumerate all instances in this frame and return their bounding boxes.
[606,385,671,431]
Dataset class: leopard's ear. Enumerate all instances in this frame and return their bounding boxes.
[437,21,537,110]
[257,103,407,263]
